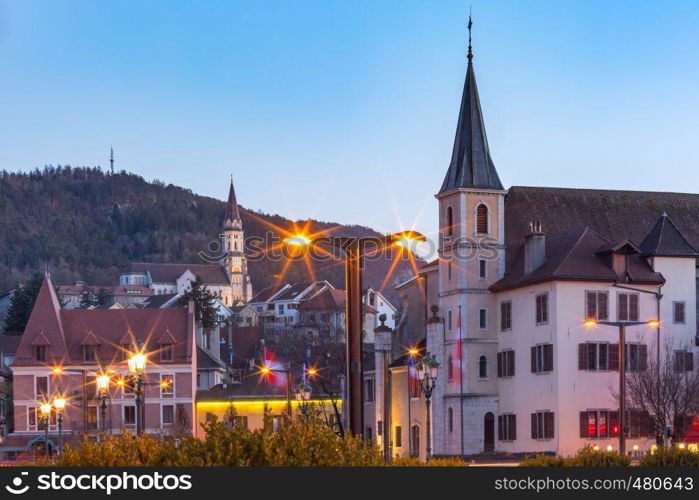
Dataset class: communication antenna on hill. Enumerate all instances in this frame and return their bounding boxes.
[110,147,114,175]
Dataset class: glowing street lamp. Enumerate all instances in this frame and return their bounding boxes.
[282,229,426,438]
[52,396,66,457]
[39,402,52,459]
[96,373,111,433]
[128,342,148,436]
[583,318,659,455]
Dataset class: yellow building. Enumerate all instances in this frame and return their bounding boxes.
[195,381,342,437]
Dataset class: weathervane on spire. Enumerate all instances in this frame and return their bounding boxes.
[467,8,473,62]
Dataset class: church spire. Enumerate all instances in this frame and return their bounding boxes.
[223,176,242,230]
[439,15,503,194]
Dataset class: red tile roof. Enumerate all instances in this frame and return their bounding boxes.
[14,278,195,367]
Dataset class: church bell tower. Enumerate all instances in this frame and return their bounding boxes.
[221,177,253,305]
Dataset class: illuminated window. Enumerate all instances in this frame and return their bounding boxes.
[161,374,174,396]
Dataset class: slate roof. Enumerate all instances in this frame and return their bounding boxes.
[504,186,699,271]
[439,44,503,193]
[197,346,225,370]
[222,178,242,230]
[491,227,665,292]
[197,378,337,401]
[640,213,698,257]
[142,293,179,309]
[128,262,230,285]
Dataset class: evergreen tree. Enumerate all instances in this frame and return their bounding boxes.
[78,289,97,308]
[96,287,110,306]
[3,272,44,334]
[178,276,218,328]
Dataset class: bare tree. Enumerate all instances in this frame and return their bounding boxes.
[615,345,699,441]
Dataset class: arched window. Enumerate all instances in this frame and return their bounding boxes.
[410,425,421,457]
[479,355,488,378]
[447,355,454,381]
[447,207,453,236]
[476,204,488,234]
[448,408,454,432]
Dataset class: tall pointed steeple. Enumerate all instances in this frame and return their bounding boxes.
[439,16,503,193]
[222,176,242,230]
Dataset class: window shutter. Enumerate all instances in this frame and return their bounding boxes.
[686,352,694,372]
[618,293,628,321]
[578,343,588,370]
[511,415,517,440]
[531,346,536,373]
[579,411,588,438]
[509,350,515,377]
[497,352,503,378]
[498,416,503,440]
[629,294,639,321]
[586,292,596,320]
[639,344,648,371]
[609,344,619,371]
[542,295,548,323]
[545,344,553,372]
[545,412,554,439]
[599,293,609,320]
[531,413,537,439]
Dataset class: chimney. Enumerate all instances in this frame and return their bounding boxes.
[524,221,546,274]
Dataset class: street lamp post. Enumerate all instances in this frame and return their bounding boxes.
[96,373,111,433]
[283,230,425,438]
[416,353,439,460]
[127,342,148,436]
[584,319,659,455]
[53,396,66,457]
[39,402,52,460]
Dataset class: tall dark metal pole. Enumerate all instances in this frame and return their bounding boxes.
[425,395,432,460]
[44,417,49,460]
[57,413,63,458]
[345,239,364,437]
[135,374,143,436]
[619,325,626,455]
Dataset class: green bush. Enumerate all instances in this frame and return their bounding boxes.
[519,454,566,467]
[639,447,699,466]
[57,415,383,467]
[519,446,630,467]
[389,456,469,467]
[566,446,631,467]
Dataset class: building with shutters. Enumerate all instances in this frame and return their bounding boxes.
[369,18,699,459]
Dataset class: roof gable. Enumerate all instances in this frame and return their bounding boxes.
[640,213,698,257]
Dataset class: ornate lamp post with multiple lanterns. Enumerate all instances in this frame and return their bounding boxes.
[415,353,440,460]
[96,372,111,433]
[39,402,52,459]
[52,395,66,457]
[127,342,148,436]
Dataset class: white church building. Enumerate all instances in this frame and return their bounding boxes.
[119,179,254,307]
[369,21,699,459]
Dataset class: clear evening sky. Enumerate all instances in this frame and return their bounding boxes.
[1,1,698,238]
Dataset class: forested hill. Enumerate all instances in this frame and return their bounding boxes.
[0,167,414,303]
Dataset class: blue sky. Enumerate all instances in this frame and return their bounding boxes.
[1,1,698,237]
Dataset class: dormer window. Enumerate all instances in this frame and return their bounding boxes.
[476,204,489,234]
[83,345,98,362]
[34,345,47,363]
[160,344,174,362]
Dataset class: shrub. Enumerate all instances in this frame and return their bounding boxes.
[389,456,469,467]
[639,447,699,466]
[565,446,630,467]
[519,454,566,467]
[56,415,383,467]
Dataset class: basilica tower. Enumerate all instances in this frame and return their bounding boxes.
[429,17,506,457]
[221,178,253,305]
